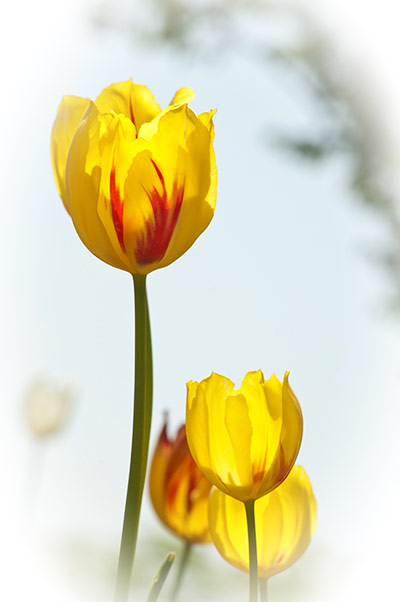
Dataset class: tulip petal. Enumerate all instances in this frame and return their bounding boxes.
[239,371,269,488]
[199,109,217,140]
[94,111,143,270]
[113,104,217,273]
[208,486,248,572]
[259,466,317,577]
[170,87,196,106]
[201,373,241,492]
[186,374,235,496]
[262,374,286,485]
[224,393,254,495]
[66,103,132,271]
[95,79,161,130]
[258,490,284,571]
[51,95,91,209]
[186,380,213,483]
[149,421,212,543]
[154,106,217,270]
[277,373,303,484]
[149,424,171,525]
[122,151,185,271]
[208,466,317,579]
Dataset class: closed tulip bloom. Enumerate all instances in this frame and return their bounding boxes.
[208,466,317,578]
[51,79,217,274]
[149,420,212,543]
[25,380,72,437]
[186,370,303,502]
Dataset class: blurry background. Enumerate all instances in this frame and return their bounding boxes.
[1,0,400,600]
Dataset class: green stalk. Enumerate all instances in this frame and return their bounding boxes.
[114,274,153,602]
[169,541,192,602]
[244,500,258,602]
[259,578,268,602]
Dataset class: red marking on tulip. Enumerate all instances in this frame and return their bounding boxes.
[110,168,126,252]
[136,159,184,265]
[252,455,267,484]
[165,427,188,509]
[252,470,264,483]
[276,552,285,565]
[273,444,292,486]
[166,473,180,509]
[165,426,201,516]
[166,456,201,516]
[129,97,136,127]
[160,421,173,450]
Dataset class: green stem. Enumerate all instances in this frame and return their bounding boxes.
[245,500,258,602]
[259,578,268,602]
[114,274,153,602]
[169,542,192,602]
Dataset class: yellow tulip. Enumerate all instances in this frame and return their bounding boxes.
[208,466,317,578]
[186,370,303,502]
[149,420,212,543]
[51,79,217,274]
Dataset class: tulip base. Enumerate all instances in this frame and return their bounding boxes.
[114,274,153,602]
[245,499,258,602]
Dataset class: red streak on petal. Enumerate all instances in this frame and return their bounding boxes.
[129,97,136,127]
[166,472,181,510]
[252,470,265,483]
[166,455,201,516]
[252,455,268,483]
[136,159,184,266]
[276,552,285,565]
[110,168,126,252]
[165,426,202,517]
[159,421,173,450]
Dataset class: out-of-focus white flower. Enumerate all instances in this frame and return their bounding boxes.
[24,380,72,437]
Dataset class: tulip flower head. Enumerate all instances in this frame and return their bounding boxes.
[51,79,217,274]
[149,420,212,543]
[208,465,317,578]
[186,370,303,502]
[25,380,72,437]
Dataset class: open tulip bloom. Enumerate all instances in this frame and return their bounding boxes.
[51,80,216,275]
[51,79,217,602]
[186,370,304,602]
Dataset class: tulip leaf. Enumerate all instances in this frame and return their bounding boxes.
[147,552,175,602]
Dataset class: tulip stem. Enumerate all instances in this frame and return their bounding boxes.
[245,500,258,602]
[169,541,192,602]
[114,274,153,602]
[259,578,268,602]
